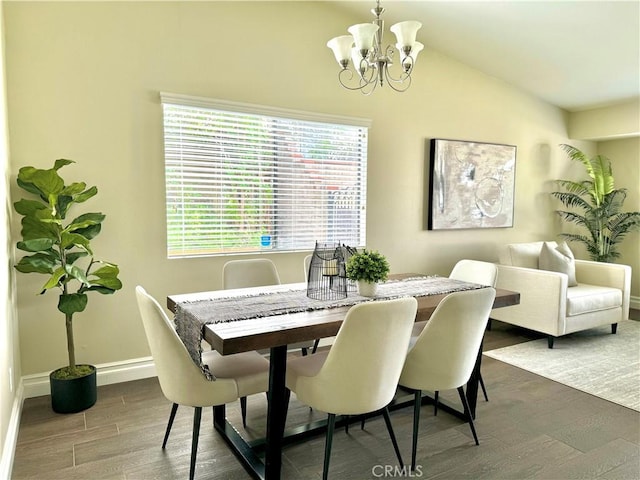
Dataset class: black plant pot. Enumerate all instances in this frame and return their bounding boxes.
[49,365,97,414]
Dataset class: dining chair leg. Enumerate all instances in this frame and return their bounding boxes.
[301,347,308,356]
[162,403,179,449]
[457,387,479,446]
[240,396,248,427]
[479,373,489,401]
[312,338,320,354]
[190,407,203,480]
[381,407,404,468]
[411,390,421,472]
[323,413,336,480]
[434,391,439,416]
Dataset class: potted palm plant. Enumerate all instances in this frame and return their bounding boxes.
[551,144,640,262]
[345,249,390,297]
[14,159,122,413]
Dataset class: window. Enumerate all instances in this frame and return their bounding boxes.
[161,93,370,258]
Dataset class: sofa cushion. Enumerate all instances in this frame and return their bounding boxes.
[566,284,622,316]
[539,241,578,286]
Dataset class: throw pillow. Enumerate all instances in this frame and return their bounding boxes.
[539,241,578,286]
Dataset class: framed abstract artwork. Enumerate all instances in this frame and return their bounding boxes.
[428,139,516,230]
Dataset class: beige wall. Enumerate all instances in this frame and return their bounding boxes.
[4,1,635,378]
[570,99,640,140]
[597,137,640,299]
[1,0,20,472]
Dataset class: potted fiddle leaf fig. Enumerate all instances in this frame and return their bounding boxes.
[552,144,640,263]
[346,249,390,297]
[14,159,122,413]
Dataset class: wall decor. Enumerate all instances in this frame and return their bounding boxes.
[428,139,516,230]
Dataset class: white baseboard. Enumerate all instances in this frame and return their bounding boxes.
[631,295,639,311]
[22,356,157,399]
[0,381,24,480]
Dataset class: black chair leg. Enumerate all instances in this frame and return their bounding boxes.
[457,387,479,446]
[190,407,202,480]
[411,390,421,472]
[381,407,404,468]
[240,396,247,428]
[434,391,439,416]
[312,338,320,354]
[301,347,308,356]
[162,403,179,449]
[479,373,489,402]
[323,413,336,480]
[547,336,555,349]
[612,323,618,334]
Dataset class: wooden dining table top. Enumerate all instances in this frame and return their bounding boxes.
[167,274,520,356]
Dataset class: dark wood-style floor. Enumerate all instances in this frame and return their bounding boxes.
[12,314,640,480]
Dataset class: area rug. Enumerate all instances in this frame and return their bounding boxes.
[484,320,640,412]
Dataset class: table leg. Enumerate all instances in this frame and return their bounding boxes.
[466,340,483,419]
[265,345,287,480]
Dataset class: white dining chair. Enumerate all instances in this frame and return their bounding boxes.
[412,259,497,406]
[399,287,496,471]
[303,254,313,281]
[223,258,282,289]
[302,253,323,354]
[285,297,418,480]
[135,286,269,480]
[223,258,314,360]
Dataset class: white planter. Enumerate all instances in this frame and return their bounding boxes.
[357,280,378,297]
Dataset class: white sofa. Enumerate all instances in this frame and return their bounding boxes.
[491,241,631,348]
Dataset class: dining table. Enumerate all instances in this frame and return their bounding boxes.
[167,274,520,480]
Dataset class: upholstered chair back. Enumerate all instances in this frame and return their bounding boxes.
[223,258,281,289]
[135,286,238,407]
[450,259,498,286]
[291,297,417,415]
[400,288,496,392]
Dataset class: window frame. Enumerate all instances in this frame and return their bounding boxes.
[160,92,371,258]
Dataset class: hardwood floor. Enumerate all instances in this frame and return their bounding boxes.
[12,314,640,480]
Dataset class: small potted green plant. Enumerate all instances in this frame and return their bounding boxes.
[13,159,122,413]
[345,249,390,297]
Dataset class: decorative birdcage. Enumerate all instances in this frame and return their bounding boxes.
[307,242,347,300]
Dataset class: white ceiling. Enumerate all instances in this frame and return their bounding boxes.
[330,0,640,112]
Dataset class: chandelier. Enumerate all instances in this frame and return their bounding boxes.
[327,0,423,95]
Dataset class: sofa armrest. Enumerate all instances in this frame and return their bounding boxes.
[492,264,568,336]
[575,260,631,320]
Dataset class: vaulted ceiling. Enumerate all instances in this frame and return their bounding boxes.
[329,0,640,112]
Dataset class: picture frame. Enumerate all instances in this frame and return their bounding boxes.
[428,139,516,230]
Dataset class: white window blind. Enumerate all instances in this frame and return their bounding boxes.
[161,93,370,258]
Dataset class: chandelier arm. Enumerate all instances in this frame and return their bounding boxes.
[383,67,412,92]
[337,69,377,92]
[359,75,378,95]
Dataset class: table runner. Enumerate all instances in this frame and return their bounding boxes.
[175,276,486,379]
